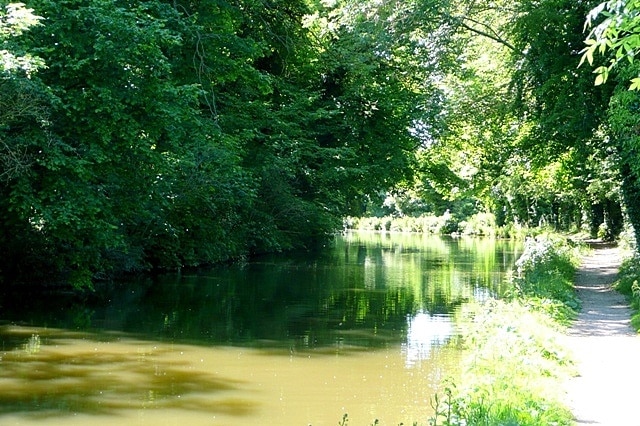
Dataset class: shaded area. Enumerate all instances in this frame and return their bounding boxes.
[1,235,521,352]
[0,326,255,420]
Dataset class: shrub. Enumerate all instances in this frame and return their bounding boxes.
[509,235,581,322]
[344,213,473,235]
[615,253,640,296]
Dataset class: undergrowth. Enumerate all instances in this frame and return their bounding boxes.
[344,213,531,238]
[508,236,582,325]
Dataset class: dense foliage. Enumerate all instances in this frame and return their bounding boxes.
[0,0,455,287]
[3,0,640,287]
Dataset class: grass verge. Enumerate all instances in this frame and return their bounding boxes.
[429,234,582,426]
[613,252,640,331]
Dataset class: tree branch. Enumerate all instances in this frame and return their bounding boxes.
[449,14,518,53]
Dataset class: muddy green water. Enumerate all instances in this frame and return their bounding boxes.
[0,232,521,425]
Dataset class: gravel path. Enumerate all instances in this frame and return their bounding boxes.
[563,244,640,425]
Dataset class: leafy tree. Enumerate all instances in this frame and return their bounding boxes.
[607,63,640,246]
[0,0,464,286]
[0,2,46,181]
[498,0,621,235]
[1,0,257,285]
[581,0,640,89]
[7,0,639,288]
[429,0,520,219]
[401,0,624,238]
[580,1,640,245]
[308,0,457,215]
[0,2,54,284]
[509,0,610,159]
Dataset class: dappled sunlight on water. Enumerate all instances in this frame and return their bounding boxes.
[0,325,457,425]
[403,313,454,367]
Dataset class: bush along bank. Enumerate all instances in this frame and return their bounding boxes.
[614,253,640,330]
[429,235,582,426]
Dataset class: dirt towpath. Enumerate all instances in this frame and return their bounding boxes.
[563,244,640,425]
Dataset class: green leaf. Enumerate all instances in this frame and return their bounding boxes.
[586,46,595,66]
[593,66,608,74]
[579,44,596,67]
[598,42,608,55]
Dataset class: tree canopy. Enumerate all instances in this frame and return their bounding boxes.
[2,0,640,287]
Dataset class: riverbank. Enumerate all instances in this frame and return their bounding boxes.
[563,244,640,425]
[429,235,580,425]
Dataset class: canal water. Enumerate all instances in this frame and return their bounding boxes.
[0,232,522,425]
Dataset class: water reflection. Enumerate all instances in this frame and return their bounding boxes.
[0,233,521,424]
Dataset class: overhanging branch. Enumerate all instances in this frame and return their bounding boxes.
[450,14,518,53]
